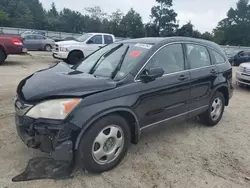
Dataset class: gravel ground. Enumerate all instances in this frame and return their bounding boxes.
[0,52,250,188]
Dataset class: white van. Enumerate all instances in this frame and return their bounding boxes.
[52,33,115,64]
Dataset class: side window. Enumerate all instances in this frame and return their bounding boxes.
[104,35,113,44]
[186,44,211,69]
[88,35,102,44]
[26,35,35,39]
[35,35,43,39]
[212,50,225,64]
[145,44,185,74]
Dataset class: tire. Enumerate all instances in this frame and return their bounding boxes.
[76,114,131,174]
[44,44,52,52]
[237,82,244,87]
[66,51,84,65]
[0,49,6,65]
[200,92,225,127]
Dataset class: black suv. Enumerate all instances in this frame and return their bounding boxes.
[15,37,233,173]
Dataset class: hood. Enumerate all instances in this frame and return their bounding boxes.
[17,62,116,102]
[240,62,250,68]
[56,40,81,46]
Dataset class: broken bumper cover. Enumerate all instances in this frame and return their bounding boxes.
[15,114,79,161]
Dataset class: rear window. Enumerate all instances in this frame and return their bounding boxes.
[212,50,225,64]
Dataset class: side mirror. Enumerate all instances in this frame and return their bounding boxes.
[87,40,93,44]
[140,67,164,82]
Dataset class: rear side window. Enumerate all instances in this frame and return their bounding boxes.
[212,50,225,64]
[185,44,211,69]
[104,35,113,44]
[26,35,35,39]
[35,35,44,39]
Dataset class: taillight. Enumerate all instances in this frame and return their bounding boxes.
[12,39,23,46]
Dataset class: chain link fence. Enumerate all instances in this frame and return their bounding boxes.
[1,26,250,56]
[0,27,82,40]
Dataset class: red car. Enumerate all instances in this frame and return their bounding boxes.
[0,34,27,65]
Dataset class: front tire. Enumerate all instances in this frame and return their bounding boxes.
[76,114,131,174]
[66,51,84,65]
[200,92,225,126]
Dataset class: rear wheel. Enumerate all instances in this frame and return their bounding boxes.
[200,92,225,126]
[44,44,52,52]
[67,51,84,65]
[76,115,131,173]
[0,49,6,65]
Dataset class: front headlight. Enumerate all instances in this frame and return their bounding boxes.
[60,47,69,52]
[238,66,245,72]
[26,98,81,120]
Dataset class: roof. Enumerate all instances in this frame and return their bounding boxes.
[88,32,115,36]
[118,36,220,50]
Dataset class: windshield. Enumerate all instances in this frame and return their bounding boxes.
[77,33,93,42]
[73,42,153,80]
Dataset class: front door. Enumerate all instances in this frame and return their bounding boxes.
[134,43,191,129]
[85,35,104,56]
[184,43,218,117]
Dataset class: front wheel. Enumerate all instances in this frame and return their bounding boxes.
[200,92,225,126]
[66,51,84,65]
[76,115,131,173]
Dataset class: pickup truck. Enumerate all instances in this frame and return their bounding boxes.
[52,33,115,65]
[0,34,27,65]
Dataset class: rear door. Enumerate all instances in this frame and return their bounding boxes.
[23,35,36,50]
[34,35,45,49]
[184,43,217,117]
[134,43,191,129]
[104,35,114,45]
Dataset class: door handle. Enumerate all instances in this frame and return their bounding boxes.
[210,69,217,74]
[178,75,188,81]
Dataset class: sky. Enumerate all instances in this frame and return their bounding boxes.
[40,0,238,33]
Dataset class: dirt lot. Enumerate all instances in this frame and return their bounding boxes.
[0,52,250,188]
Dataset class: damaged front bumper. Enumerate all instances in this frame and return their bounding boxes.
[15,114,79,161]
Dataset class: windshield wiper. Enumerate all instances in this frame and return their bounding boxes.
[111,45,130,79]
[89,43,124,74]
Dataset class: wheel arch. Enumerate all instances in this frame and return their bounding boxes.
[213,84,229,106]
[68,49,84,58]
[74,108,141,150]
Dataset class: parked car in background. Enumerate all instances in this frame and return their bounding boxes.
[228,50,250,66]
[236,62,250,86]
[15,37,233,173]
[21,30,46,36]
[22,34,55,51]
[52,33,115,64]
[0,34,27,65]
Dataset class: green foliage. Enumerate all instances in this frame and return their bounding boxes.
[0,0,250,45]
[213,0,250,45]
[120,9,144,38]
[150,0,178,36]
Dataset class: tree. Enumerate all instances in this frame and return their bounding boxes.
[0,9,9,25]
[120,8,144,38]
[109,9,123,36]
[176,21,201,38]
[150,0,178,37]
[213,0,250,45]
[201,32,214,41]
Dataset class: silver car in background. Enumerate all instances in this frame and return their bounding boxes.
[236,62,250,86]
[22,34,55,51]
